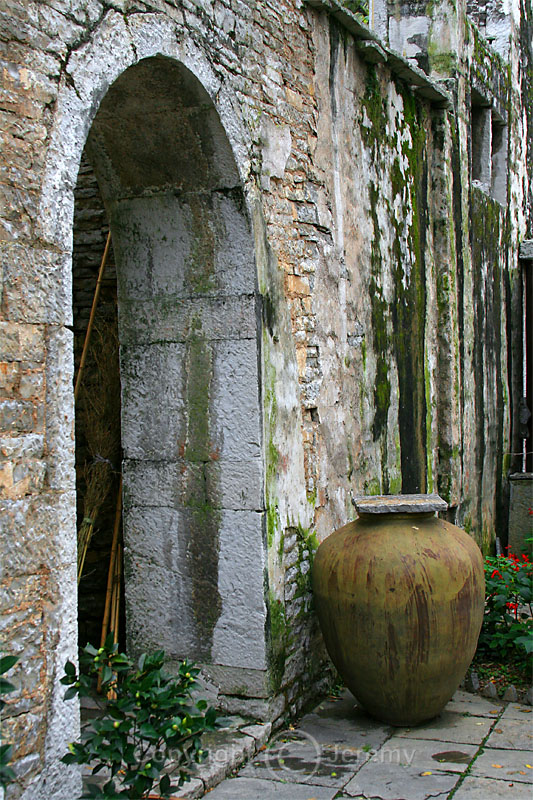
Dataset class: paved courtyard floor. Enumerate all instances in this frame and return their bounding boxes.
[181,689,533,800]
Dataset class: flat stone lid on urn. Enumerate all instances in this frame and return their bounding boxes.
[353,493,448,514]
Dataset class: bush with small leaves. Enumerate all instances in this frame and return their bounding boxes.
[0,655,19,789]
[477,549,533,669]
[61,637,216,799]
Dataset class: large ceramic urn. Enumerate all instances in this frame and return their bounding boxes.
[312,494,485,726]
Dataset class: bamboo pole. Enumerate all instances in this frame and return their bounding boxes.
[74,230,112,402]
[100,476,122,651]
[112,543,122,645]
[97,477,122,693]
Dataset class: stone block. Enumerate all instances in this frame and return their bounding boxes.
[124,506,266,685]
[123,457,262,511]
[240,722,272,745]
[122,505,186,573]
[0,242,72,324]
[203,665,270,698]
[211,191,256,295]
[463,670,480,693]
[217,693,286,722]
[0,433,44,460]
[173,776,204,799]
[122,460,187,510]
[124,550,197,659]
[119,294,257,346]
[206,457,263,511]
[212,510,266,671]
[123,504,229,661]
[112,194,192,300]
[211,339,261,461]
[0,398,41,433]
[44,326,75,490]
[120,342,186,460]
[502,684,518,702]
[3,708,45,761]
[1,491,76,577]
[0,322,46,363]
[481,682,499,699]
[0,592,47,715]
[0,457,47,499]
[18,368,45,400]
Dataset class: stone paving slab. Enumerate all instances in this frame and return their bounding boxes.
[444,691,503,718]
[451,775,533,799]
[192,690,533,799]
[499,703,533,721]
[485,715,533,750]
[381,735,477,772]
[469,746,533,782]
[342,761,459,799]
[394,710,493,744]
[240,738,363,788]
[299,693,392,749]
[204,776,338,799]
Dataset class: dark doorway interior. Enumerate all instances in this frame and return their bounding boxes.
[73,154,124,649]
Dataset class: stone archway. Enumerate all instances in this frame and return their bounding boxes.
[78,55,266,677]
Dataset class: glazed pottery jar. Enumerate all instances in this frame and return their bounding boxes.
[312,494,485,726]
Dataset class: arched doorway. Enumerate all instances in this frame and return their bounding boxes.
[74,55,266,684]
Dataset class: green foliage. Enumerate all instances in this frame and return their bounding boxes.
[343,0,369,22]
[0,654,19,788]
[61,638,216,799]
[477,550,533,669]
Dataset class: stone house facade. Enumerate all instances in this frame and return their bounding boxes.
[0,0,531,797]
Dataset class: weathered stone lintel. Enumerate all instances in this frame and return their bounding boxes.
[304,0,452,108]
[306,0,378,41]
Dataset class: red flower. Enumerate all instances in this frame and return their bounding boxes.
[491,569,502,579]
[506,601,519,619]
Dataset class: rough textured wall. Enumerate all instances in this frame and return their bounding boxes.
[0,0,530,798]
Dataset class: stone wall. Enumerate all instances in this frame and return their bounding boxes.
[0,0,531,797]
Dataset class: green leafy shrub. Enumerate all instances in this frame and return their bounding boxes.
[477,549,533,668]
[0,655,19,788]
[343,0,369,22]
[61,638,216,799]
